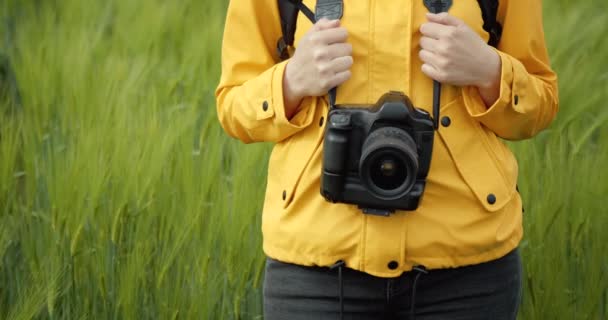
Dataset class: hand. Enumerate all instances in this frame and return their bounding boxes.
[419,13,501,106]
[283,18,353,118]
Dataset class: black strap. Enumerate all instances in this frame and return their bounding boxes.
[425,1,453,129]
[276,0,343,59]
[423,0,453,13]
[315,0,343,110]
[330,260,346,320]
[477,0,502,47]
[410,265,429,320]
[315,0,344,21]
[277,0,315,60]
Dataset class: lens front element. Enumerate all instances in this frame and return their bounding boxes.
[359,127,419,200]
[372,154,407,190]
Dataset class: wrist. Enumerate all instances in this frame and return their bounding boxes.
[476,46,501,90]
[475,46,502,107]
[283,61,305,118]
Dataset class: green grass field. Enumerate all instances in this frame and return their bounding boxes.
[1,0,606,319]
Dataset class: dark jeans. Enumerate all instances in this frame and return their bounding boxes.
[263,248,522,320]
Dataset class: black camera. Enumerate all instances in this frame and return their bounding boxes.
[321,91,434,215]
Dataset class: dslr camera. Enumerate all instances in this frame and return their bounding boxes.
[321,91,434,215]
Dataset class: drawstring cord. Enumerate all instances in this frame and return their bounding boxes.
[410,265,428,320]
[330,260,346,320]
[328,261,427,320]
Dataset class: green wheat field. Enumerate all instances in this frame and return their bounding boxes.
[0,0,606,319]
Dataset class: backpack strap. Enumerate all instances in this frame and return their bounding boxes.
[276,0,343,61]
[314,0,344,109]
[477,0,503,47]
[277,0,315,61]
[315,0,343,21]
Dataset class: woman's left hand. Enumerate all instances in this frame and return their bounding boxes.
[419,12,501,106]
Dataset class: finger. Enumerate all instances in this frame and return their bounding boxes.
[419,36,440,53]
[328,55,354,73]
[326,43,353,60]
[420,22,449,40]
[421,63,443,82]
[422,63,447,83]
[419,49,446,73]
[314,18,341,31]
[317,27,349,45]
[418,49,436,66]
[312,18,328,31]
[426,12,463,27]
[327,70,352,89]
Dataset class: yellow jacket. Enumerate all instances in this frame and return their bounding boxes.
[215,0,558,277]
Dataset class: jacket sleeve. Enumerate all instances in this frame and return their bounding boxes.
[215,0,319,144]
[461,0,559,140]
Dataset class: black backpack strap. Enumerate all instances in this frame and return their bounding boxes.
[315,0,344,109]
[477,0,502,47]
[276,0,344,108]
[277,0,315,61]
[315,0,343,21]
[276,0,343,61]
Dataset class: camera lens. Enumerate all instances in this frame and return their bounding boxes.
[380,159,396,176]
[359,127,418,200]
[371,155,406,190]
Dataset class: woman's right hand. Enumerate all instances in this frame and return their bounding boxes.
[283,18,353,119]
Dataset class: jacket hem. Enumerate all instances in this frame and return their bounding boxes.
[262,233,522,278]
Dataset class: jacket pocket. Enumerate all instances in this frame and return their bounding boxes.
[477,120,519,193]
[437,95,518,212]
[267,100,327,209]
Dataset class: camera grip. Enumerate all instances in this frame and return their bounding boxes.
[321,121,351,201]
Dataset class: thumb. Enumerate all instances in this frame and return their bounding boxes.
[426,12,463,27]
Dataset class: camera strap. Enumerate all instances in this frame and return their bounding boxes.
[424,0,453,129]
[314,0,344,110]
[276,0,342,110]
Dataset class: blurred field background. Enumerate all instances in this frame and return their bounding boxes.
[0,0,606,319]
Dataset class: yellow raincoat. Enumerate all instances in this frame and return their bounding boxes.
[215,0,558,277]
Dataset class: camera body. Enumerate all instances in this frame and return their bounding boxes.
[321,91,434,215]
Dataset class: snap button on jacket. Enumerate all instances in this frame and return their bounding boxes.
[215,0,558,277]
